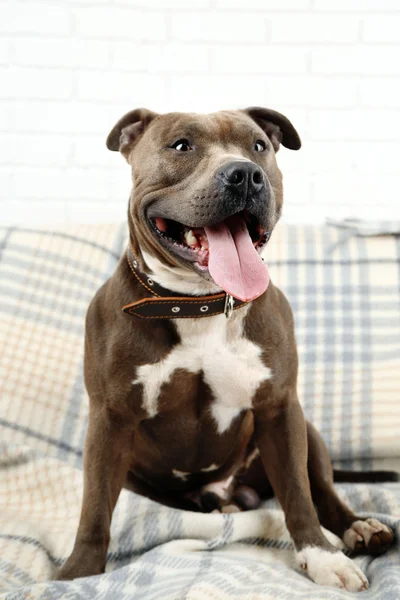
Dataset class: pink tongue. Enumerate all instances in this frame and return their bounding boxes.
[204,215,269,302]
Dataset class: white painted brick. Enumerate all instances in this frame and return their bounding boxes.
[63,0,110,3]
[73,136,119,167]
[3,199,67,225]
[76,72,166,104]
[0,39,12,65]
[13,102,129,134]
[216,0,309,9]
[363,16,400,42]
[313,176,400,212]
[170,13,266,42]
[360,79,400,108]
[107,171,131,205]
[213,46,307,73]
[1,133,72,167]
[3,0,400,226]
[14,38,111,69]
[164,75,357,111]
[65,200,127,225]
[0,134,10,165]
[163,74,312,120]
[0,67,73,99]
[280,177,312,205]
[310,109,400,141]
[0,104,15,131]
[281,141,400,176]
[14,167,127,201]
[270,16,359,43]
[74,7,166,40]
[275,146,311,179]
[164,74,273,112]
[264,77,358,108]
[313,0,400,10]
[0,169,15,199]
[112,43,208,72]
[281,205,327,226]
[0,3,70,35]
[165,78,308,130]
[118,0,211,6]
[351,142,400,174]
[311,47,400,75]
[282,204,349,226]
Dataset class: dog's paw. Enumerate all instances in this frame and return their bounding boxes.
[295,547,369,592]
[344,518,395,556]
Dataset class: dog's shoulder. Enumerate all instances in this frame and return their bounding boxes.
[83,259,179,406]
[245,282,298,387]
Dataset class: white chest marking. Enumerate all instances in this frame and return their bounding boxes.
[202,475,234,501]
[172,463,219,480]
[132,307,271,433]
[201,463,220,472]
[172,469,190,481]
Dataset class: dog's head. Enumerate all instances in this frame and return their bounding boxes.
[107,108,301,301]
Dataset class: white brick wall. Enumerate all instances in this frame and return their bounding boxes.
[1,0,400,226]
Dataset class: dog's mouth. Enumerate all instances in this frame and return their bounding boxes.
[150,211,269,262]
[149,210,271,301]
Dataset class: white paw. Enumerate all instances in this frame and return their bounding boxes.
[295,547,369,592]
[344,518,392,550]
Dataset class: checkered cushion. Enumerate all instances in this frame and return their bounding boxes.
[0,222,399,469]
[268,224,400,470]
[0,224,125,470]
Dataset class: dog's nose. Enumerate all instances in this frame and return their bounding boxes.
[221,161,264,192]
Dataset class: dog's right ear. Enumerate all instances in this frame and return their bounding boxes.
[106,108,159,156]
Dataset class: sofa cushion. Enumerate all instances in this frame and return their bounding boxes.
[0,223,399,469]
[0,223,124,469]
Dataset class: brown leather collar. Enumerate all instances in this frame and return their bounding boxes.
[122,246,250,319]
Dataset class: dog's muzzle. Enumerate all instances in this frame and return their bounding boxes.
[146,160,273,302]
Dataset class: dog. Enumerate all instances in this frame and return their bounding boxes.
[58,107,395,591]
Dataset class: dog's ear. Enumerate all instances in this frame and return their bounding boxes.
[106,108,159,155]
[244,107,301,152]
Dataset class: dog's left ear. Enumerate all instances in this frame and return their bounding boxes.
[106,108,159,156]
[244,107,301,152]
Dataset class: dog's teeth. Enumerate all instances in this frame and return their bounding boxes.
[200,236,209,250]
[184,229,199,248]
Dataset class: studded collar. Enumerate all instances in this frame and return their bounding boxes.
[122,245,250,319]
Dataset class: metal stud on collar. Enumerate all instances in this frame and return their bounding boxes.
[171,306,180,313]
[147,278,154,286]
[200,305,209,313]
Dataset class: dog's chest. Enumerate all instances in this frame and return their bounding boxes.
[132,308,271,433]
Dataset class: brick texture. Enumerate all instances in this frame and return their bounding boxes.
[2,0,400,225]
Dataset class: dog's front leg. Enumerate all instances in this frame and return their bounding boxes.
[57,407,134,580]
[253,392,369,592]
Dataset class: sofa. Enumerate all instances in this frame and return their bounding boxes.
[0,221,399,599]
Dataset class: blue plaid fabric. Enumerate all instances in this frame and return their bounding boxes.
[0,222,399,598]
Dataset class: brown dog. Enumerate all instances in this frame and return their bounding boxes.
[58,107,395,591]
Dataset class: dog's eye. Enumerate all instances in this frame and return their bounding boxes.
[254,140,266,152]
[171,139,193,152]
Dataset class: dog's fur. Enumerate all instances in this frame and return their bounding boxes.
[58,108,395,591]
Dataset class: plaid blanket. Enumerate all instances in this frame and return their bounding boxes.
[0,222,399,598]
